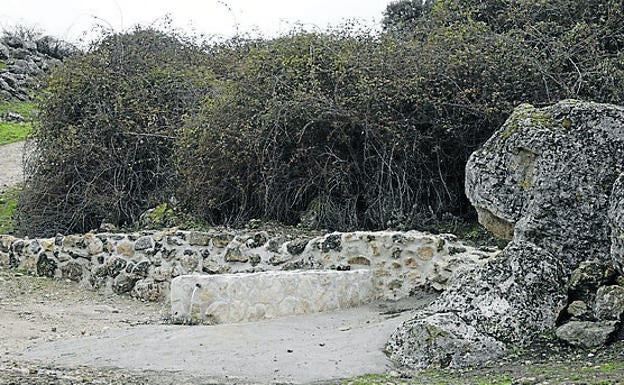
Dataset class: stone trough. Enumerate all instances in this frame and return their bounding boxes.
[171,269,375,324]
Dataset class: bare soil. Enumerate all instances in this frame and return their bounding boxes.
[0,266,176,384]
[2,266,624,385]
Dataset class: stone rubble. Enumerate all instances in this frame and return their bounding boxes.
[555,260,624,348]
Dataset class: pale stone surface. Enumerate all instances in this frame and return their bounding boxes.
[594,285,624,321]
[386,312,505,368]
[171,270,375,324]
[567,300,589,319]
[609,173,624,275]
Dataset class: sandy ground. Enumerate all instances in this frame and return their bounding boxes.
[0,266,435,384]
[0,141,23,192]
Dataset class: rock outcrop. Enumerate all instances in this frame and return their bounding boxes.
[609,173,624,275]
[556,260,624,348]
[387,100,624,368]
[0,33,75,100]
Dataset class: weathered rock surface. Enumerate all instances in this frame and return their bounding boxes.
[556,262,624,346]
[387,241,567,367]
[388,100,624,368]
[594,285,624,321]
[466,100,624,268]
[0,33,74,101]
[556,321,618,348]
[567,259,618,308]
[386,311,505,368]
[609,173,624,275]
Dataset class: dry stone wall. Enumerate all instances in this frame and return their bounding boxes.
[0,229,497,303]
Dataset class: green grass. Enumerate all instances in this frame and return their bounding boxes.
[338,373,513,385]
[0,185,20,234]
[0,121,31,145]
[0,99,37,119]
[0,99,36,145]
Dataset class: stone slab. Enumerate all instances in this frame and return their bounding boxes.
[171,270,375,324]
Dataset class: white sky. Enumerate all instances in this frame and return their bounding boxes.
[0,0,393,44]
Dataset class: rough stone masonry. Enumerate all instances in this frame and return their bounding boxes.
[0,229,497,306]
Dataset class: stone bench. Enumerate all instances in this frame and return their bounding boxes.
[170,269,375,324]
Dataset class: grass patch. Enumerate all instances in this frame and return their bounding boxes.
[0,99,36,145]
[0,99,37,119]
[339,373,513,385]
[340,374,410,385]
[0,121,31,145]
[0,185,20,234]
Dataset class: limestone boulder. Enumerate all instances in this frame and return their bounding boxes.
[466,100,624,269]
[609,173,624,274]
[387,241,567,367]
[388,100,624,369]
[568,260,617,304]
[594,285,624,321]
[555,321,618,348]
[386,311,505,368]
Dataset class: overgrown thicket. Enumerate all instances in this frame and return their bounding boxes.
[177,0,624,230]
[20,28,212,236]
[19,0,624,236]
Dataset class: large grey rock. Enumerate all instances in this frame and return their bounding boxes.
[388,100,624,369]
[386,312,505,368]
[594,285,624,321]
[556,321,618,348]
[0,43,9,60]
[387,241,566,367]
[466,100,624,269]
[609,173,624,274]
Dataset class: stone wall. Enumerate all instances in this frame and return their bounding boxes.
[0,228,498,303]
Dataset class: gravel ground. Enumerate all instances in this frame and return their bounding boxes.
[0,141,23,192]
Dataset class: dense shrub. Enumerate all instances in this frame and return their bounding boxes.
[19,0,624,235]
[176,28,518,230]
[20,28,212,236]
[177,0,624,231]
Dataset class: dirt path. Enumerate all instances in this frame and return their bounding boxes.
[0,266,439,384]
[2,265,624,385]
[0,141,24,192]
